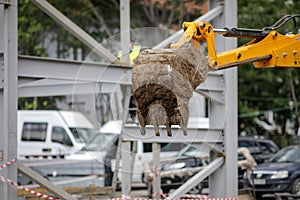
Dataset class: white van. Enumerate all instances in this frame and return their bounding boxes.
[17,110,98,159]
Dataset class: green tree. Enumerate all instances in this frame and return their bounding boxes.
[18,0,112,110]
[18,96,64,110]
[131,0,206,29]
[238,0,300,139]
[18,0,48,56]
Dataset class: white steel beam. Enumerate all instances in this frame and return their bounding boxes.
[120,89,132,197]
[18,79,120,97]
[123,125,223,143]
[0,1,18,199]
[196,89,224,104]
[17,162,75,200]
[0,0,10,5]
[196,72,225,104]
[18,55,131,84]
[120,0,131,64]
[119,0,132,197]
[30,0,117,63]
[121,141,131,196]
[209,0,238,198]
[0,52,3,88]
[152,143,161,200]
[222,0,238,196]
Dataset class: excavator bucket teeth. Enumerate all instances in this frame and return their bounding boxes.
[132,47,209,136]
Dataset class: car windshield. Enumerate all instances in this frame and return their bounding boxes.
[85,133,117,151]
[269,147,300,163]
[69,127,98,143]
[258,141,278,153]
[177,144,209,158]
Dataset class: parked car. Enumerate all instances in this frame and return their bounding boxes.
[252,145,300,199]
[65,131,117,162]
[145,145,258,195]
[238,136,279,164]
[238,136,279,189]
[144,137,275,195]
[157,144,209,194]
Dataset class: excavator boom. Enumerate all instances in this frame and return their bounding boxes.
[132,14,300,136]
[171,14,300,69]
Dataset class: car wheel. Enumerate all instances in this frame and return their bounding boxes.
[188,182,204,194]
[147,185,170,198]
[292,178,300,194]
[162,187,171,194]
[254,192,263,199]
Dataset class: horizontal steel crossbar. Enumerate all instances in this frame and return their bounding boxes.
[123,125,223,143]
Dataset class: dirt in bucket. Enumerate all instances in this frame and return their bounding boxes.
[132,47,209,136]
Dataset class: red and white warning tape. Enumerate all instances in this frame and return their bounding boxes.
[0,158,17,170]
[207,198,238,200]
[152,189,166,198]
[109,193,239,200]
[0,175,56,199]
[0,158,56,199]
[182,194,208,199]
[121,195,132,199]
[109,197,237,200]
[152,192,209,199]
[152,165,161,182]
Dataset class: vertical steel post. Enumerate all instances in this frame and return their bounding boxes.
[120,0,130,64]
[0,0,18,199]
[152,142,161,199]
[121,140,131,196]
[112,84,132,197]
[0,7,5,198]
[209,0,238,197]
[120,84,132,197]
[120,0,132,197]
[222,0,238,193]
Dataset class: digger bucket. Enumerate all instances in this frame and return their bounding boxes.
[132,47,209,136]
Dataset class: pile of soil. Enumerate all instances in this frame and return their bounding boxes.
[132,47,209,136]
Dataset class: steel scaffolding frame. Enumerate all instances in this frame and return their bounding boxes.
[0,0,237,199]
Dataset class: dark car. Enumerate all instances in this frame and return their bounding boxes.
[238,136,279,164]
[238,137,279,189]
[146,137,279,195]
[144,144,209,195]
[252,145,300,199]
[160,157,207,194]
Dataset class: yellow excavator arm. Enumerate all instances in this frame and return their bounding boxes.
[171,14,300,70]
[132,15,300,136]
